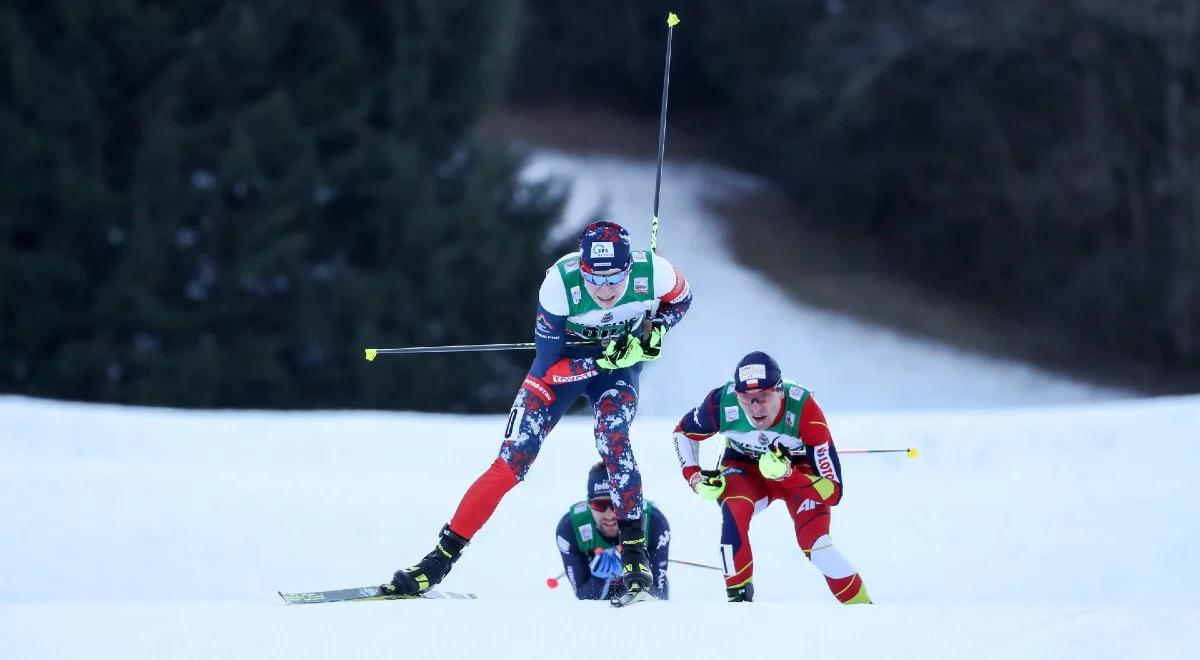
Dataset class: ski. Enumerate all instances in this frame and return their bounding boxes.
[610,588,658,608]
[278,586,478,604]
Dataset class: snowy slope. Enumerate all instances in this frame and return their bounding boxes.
[2,394,1198,659]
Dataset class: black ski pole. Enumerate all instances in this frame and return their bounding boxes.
[669,558,722,572]
[365,341,594,361]
[650,12,680,254]
[841,448,920,458]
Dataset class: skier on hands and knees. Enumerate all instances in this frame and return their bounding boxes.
[556,462,671,601]
[385,221,691,605]
[673,351,871,604]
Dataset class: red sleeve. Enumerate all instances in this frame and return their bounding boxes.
[660,265,690,304]
[790,395,843,505]
[798,396,833,447]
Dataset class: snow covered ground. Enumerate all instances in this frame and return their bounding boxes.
[2,153,1195,659]
[2,394,1198,659]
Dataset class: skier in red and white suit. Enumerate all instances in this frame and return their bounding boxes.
[672,351,871,604]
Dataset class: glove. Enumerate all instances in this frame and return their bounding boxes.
[758,443,793,480]
[589,547,623,579]
[596,333,649,370]
[639,320,667,361]
[688,469,726,500]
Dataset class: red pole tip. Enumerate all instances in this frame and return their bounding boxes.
[546,578,559,589]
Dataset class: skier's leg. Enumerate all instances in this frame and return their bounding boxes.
[385,372,583,595]
[719,467,768,601]
[588,368,654,595]
[592,374,643,519]
[788,496,871,604]
[449,373,581,536]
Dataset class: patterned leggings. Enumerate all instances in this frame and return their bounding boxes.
[447,362,644,539]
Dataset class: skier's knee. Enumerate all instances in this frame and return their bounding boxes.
[487,456,523,485]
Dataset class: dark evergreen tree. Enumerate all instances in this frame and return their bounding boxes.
[0,1,568,410]
[509,0,1200,386]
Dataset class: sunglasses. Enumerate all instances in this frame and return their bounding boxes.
[582,269,631,287]
[735,385,781,401]
[588,499,615,512]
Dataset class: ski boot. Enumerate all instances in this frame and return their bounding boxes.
[611,518,656,607]
[727,581,754,602]
[383,524,470,596]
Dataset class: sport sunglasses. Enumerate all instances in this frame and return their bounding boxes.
[582,269,631,287]
[588,499,615,512]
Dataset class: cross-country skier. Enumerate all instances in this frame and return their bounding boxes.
[672,351,872,604]
[556,462,671,601]
[384,220,691,606]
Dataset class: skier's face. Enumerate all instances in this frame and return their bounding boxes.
[588,498,620,539]
[582,267,632,309]
[736,387,784,429]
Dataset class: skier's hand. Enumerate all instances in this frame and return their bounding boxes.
[589,547,623,579]
[639,320,668,361]
[758,443,793,480]
[597,334,648,370]
[688,469,726,500]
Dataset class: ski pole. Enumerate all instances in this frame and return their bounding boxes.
[841,448,920,458]
[547,546,609,589]
[365,341,594,361]
[649,12,681,254]
[546,570,567,589]
[669,558,722,572]
[546,556,722,589]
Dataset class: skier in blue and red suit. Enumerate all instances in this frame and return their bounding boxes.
[385,221,691,604]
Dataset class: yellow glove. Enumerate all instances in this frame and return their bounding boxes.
[596,334,648,371]
[640,321,668,361]
[688,469,726,500]
[758,443,793,480]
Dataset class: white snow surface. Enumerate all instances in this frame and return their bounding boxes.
[2,395,1198,659]
[2,153,1196,659]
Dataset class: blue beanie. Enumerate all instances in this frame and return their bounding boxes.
[586,462,612,501]
[734,351,783,392]
[578,221,632,273]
